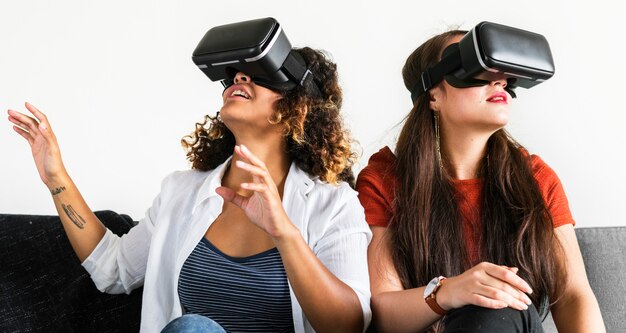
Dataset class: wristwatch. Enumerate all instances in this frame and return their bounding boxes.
[424,276,448,316]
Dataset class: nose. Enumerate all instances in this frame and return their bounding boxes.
[490,78,507,88]
[233,72,251,84]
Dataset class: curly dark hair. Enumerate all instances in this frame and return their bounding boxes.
[181,47,357,186]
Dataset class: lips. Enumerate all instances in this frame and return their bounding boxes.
[487,92,508,104]
[225,84,252,100]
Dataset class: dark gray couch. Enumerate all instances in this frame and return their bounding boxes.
[1,211,624,332]
[543,227,625,332]
[0,211,142,332]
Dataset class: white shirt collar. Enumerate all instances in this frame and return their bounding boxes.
[191,156,316,214]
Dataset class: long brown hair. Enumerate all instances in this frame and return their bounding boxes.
[390,30,565,316]
[181,47,357,186]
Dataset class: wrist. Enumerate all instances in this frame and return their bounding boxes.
[435,278,452,311]
[424,276,450,315]
[46,173,72,192]
[270,219,300,245]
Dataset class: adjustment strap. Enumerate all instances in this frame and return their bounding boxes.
[283,51,322,97]
[410,45,463,103]
[283,51,307,84]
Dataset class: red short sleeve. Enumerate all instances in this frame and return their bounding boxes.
[355,147,397,227]
[531,155,576,228]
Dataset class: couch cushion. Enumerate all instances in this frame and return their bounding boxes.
[576,227,626,332]
[0,210,142,332]
[542,227,626,332]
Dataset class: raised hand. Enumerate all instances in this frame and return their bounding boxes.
[215,144,295,240]
[437,262,534,311]
[8,102,68,187]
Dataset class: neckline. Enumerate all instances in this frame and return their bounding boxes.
[201,237,279,263]
[451,178,484,186]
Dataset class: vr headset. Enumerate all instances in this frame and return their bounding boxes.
[410,21,555,102]
[192,17,321,97]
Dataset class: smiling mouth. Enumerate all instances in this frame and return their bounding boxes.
[231,89,250,99]
[486,95,507,103]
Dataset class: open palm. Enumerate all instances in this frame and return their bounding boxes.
[215,145,291,238]
[8,102,67,186]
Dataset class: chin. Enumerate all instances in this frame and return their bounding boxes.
[219,105,244,122]
[494,117,509,127]
[483,118,509,133]
[492,110,510,126]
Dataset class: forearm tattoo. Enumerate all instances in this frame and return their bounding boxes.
[62,204,86,229]
[50,186,66,195]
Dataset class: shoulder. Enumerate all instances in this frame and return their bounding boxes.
[309,177,361,209]
[156,168,217,201]
[528,153,575,227]
[357,146,397,186]
[160,169,210,189]
[284,165,372,250]
[529,154,561,185]
[301,174,366,223]
[289,161,357,201]
[363,146,397,174]
[355,147,397,227]
[306,179,372,242]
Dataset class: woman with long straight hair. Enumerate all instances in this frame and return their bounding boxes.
[356,29,605,332]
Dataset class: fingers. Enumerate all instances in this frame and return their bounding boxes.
[235,160,270,181]
[215,186,246,208]
[477,278,531,310]
[8,103,56,142]
[24,102,48,126]
[241,182,268,192]
[24,102,55,140]
[234,160,278,204]
[447,262,534,312]
[235,144,267,170]
[484,263,533,294]
[503,266,519,274]
[233,146,278,197]
[12,125,34,145]
[469,293,508,310]
[8,110,40,134]
[484,274,532,305]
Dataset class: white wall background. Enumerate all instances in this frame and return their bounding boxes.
[1,0,624,227]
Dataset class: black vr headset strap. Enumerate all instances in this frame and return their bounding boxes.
[282,51,323,98]
[410,45,463,103]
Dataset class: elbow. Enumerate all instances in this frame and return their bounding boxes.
[554,284,598,312]
[334,306,366,333]
[312,302,365,333]
[370,293,386,332]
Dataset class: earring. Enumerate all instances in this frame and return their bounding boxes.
[433,111,443,172]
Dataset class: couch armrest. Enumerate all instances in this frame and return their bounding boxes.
[0,210,142,332]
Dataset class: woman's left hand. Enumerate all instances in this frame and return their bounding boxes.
[215,144,295,240]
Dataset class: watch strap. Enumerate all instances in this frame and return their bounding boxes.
[425,276,448,316]
[425,295,448,316]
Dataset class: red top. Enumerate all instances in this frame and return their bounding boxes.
[356,147,575,262]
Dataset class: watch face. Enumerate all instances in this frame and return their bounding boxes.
[424,277,439,297]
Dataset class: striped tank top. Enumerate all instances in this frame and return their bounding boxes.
[178,237,294,332]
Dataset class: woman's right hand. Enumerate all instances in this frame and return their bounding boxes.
[436,262,534,312]
[8,102,68,187]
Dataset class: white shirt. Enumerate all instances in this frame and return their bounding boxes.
[82,157,372,332]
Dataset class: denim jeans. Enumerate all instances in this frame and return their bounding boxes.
[161,314,227,333]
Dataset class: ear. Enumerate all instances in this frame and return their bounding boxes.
[428,86,442,111]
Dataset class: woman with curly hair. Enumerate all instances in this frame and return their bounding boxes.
[9,46,371,333]
[356,30,604,332]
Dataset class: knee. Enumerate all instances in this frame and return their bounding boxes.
[442,304,542,333]
[161,314,226,333]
